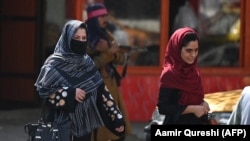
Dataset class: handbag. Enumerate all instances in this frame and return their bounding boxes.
[24,98,71,141]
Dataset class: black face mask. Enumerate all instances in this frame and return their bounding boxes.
[70,39,87,55]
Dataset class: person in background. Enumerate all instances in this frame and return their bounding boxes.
[227,86,250,125]
[34,20,125,141]
[157,27,210,124]
[85,3,132,141]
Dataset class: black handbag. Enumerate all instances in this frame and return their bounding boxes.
[24,98,71,141]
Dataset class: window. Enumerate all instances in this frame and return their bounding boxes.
[169,0,240,67]
[104,0,161,66]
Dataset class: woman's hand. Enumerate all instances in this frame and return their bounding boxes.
[75,88,86,103]
[115,125,124,132]
[201,101,210,112]
[184,105,210,118]
[193,105,209,118]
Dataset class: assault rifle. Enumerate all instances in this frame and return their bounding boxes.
[113,45,148,86]
[119,45,148,56]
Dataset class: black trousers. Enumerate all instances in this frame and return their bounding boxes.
[72,133,91,141]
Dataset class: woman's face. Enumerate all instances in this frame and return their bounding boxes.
[97,14,109,28]
[72,28,87,41]
[181,40,199,64]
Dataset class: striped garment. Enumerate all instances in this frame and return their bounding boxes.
[34,20,104,137]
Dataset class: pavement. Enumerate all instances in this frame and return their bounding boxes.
[0,108,148,141]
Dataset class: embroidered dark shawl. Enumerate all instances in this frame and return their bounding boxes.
[34,20,104,137]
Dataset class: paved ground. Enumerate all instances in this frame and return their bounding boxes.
[0,108,147,141]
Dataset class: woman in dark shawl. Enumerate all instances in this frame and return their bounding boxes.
[34,20,125,141]
[157,27,210,124]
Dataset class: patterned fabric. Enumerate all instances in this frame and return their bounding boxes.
[34,20,104,137]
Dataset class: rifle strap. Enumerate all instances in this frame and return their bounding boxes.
[121,55,129,78]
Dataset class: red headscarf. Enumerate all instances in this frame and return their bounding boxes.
[160,27,204,105]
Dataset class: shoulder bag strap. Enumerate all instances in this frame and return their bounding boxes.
[38,98,47,123]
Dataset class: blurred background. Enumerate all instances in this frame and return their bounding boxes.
[0,0,250,125]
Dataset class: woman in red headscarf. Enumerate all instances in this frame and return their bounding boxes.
[157,27,210,124]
